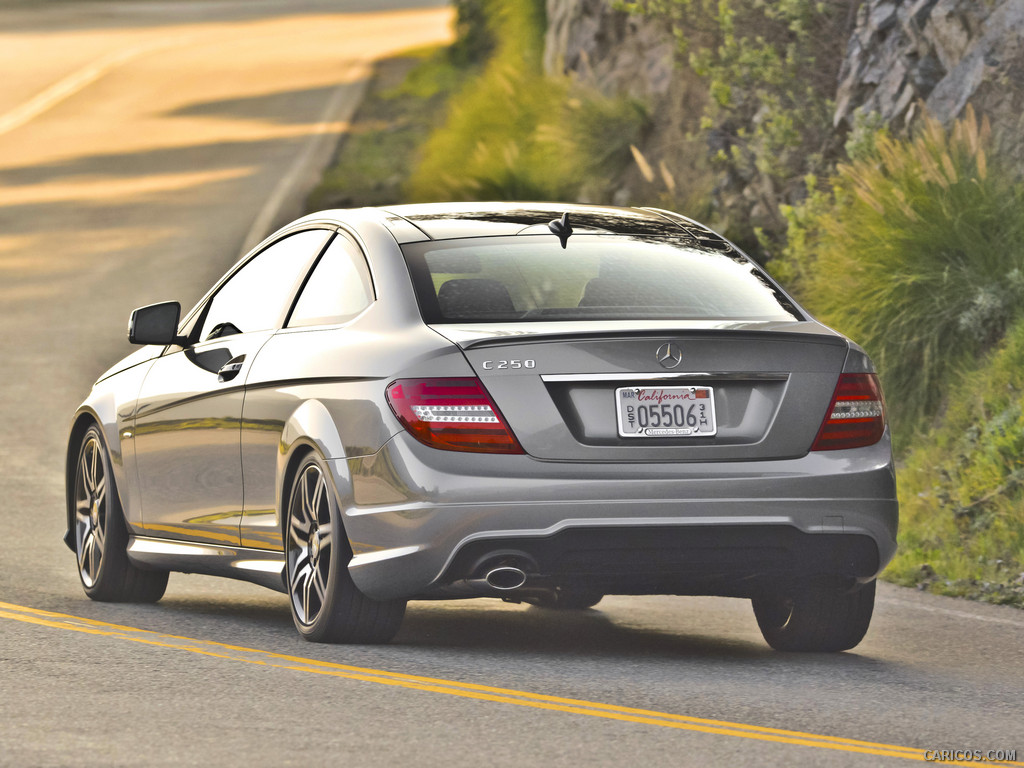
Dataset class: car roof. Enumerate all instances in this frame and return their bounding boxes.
[376,202,730,246]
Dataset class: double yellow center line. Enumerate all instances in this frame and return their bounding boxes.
[1,600,1017,765]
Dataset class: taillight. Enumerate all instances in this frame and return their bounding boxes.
[811,373,886,451]
[385,378,524,454]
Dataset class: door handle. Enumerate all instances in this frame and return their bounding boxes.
[217,354,246,382]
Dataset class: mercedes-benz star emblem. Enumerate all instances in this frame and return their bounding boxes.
[656,342,683,369]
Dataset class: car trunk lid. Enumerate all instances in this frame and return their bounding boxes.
[429,321,849,462]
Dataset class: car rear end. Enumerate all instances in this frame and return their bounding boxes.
[343,209,897,631]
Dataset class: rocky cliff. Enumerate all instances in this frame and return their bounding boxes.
[544,0,674,101]
[834,0,1024,161]
[545,0,1024,237]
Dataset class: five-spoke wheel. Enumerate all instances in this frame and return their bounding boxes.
[74,431,109,589]
[285,452,405,643]
[287,461,334,627]
[72,425,167,602]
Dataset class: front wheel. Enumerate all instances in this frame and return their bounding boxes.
[752,579,875,652]
[72,425,168,602]
[285,453,406,643]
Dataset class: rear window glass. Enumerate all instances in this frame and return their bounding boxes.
[401,236,801,323]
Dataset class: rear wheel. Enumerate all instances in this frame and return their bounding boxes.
[752,579,875,652]
[285,452,406,643]
[73,425,168,602]
[526,587,603,610]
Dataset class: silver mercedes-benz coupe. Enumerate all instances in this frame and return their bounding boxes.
[65,202,897,651]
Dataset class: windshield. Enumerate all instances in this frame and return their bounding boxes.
[401,235,801,324]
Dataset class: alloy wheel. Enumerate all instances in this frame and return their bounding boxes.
[287,463,334,626]
[74,434,108,588]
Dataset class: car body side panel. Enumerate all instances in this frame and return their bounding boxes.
[242,385,391,550]
[340,431,898,600]
[240,319,473,550]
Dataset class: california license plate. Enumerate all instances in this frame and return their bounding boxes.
[615,386,718,438]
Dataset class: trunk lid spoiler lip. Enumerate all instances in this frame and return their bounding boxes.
[428,321,848,350]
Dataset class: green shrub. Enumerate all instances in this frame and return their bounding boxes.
[448,0,496,67]
[620,0,850,251]
[781,107,1024,438]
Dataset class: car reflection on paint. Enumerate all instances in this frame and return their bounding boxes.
[64,202,897,650]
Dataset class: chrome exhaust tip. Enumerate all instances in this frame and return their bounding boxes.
[484,566,527,591]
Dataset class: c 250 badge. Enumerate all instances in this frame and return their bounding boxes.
[481,359,536,370]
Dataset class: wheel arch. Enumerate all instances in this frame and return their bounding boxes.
[277,399,352,544]
[64,408,125,551]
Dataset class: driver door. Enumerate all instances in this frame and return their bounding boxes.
[133,229,333,546]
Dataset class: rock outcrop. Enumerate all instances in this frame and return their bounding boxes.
[543,0,1024,245]
[834,0,1024,161]
[544,0,674,101]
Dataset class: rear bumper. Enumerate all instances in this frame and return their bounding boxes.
[433,525,880,598]
[336,432,898,601]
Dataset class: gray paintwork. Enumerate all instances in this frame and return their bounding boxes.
[65,203,898,600]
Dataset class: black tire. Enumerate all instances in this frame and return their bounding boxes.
[752,579,875,652]
[526,587,603,610]
[285,452,406,643]
[72,425,168,603]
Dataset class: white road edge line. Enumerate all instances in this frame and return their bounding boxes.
[238,60,372,257]
[0,38,185,138]
[877,596,1024,627]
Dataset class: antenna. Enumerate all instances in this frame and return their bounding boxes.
[547,212,573,249]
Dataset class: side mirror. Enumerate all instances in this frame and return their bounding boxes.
[128,301,183,346]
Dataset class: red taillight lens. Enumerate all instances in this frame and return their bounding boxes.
[385,378,524,454]
[811,373,886,451]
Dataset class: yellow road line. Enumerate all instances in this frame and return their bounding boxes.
[0,600,1019,766]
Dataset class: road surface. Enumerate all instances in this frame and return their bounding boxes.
[0,2,1020,766]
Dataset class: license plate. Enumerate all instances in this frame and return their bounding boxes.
[615,386,717,438]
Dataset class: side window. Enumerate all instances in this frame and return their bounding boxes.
[198,230,331,341]
[287,233,374,328]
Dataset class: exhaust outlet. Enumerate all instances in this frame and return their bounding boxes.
[484,566,527,591]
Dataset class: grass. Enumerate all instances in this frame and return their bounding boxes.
[311,1,650,210]
[887,316,1024,606]
[404,1,576,202]
[307,45,471,211]
[405,1,649,203]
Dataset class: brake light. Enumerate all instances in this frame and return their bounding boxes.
[386,378,524,454]
[811,373,886,451]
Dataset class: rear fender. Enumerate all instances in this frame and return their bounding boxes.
[277,399,353,541]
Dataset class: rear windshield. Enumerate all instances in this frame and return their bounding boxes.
[401,235,801,323]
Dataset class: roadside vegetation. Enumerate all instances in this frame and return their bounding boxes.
[311,1,648,209]
[621,0,851,254]
[310,0,1024,606]
[773,106,1024,605]
[307,46,470,210]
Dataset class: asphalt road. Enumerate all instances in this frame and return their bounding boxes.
[0,2,1022,766]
